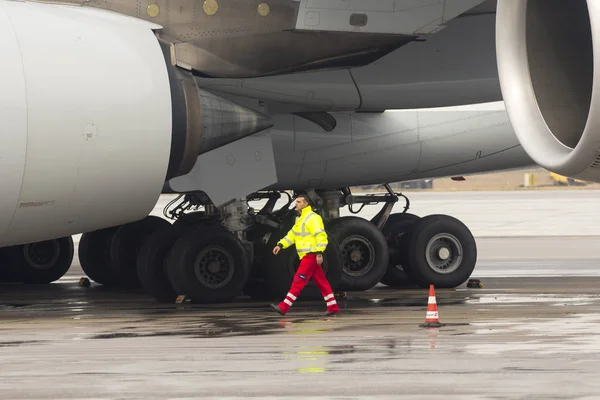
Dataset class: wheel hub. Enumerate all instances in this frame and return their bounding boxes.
[438,247,450,260]
[425,233,463,274]
[340,235,375,277]
[207,260,221,274]
[350,249,362,262]
[194,246,235,289]
[23,240,60,270]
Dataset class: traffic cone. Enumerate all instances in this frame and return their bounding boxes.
[420,285,445,328]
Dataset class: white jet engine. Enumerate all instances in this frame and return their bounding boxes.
[496,0,600,182]
[0,1,271,247]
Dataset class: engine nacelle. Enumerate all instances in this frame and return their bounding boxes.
[0,1,271,247]
[0,1,173,247]
[496,0,600,182]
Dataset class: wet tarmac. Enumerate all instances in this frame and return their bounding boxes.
[2,236,600,399]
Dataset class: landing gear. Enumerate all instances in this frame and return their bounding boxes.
[380,213,421,287]
[136,225,182,303]
[78,216,170,287]
[328,216,388,291]
[109,216,171,287]
[313,185,477,290]
[75,183,476,304]
[0,236,74,283]
[167,228,251,303]
[404,215,477,288]
[78,227,120,286]
[316,186,400,291]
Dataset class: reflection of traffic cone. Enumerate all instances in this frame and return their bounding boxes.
[420,285,445,328]
[428,327,439,351]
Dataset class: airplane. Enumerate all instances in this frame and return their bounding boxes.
[0,0,593,304]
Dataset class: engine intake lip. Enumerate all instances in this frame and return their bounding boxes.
[496,0,600,177]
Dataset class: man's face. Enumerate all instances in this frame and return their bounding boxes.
[295,197,308,211]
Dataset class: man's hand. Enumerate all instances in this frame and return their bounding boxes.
[273,245,281,255]
[316,254,323,265]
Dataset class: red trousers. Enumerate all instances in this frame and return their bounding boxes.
[278,253,340,314]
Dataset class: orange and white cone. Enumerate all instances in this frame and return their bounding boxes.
[420,285,445,328]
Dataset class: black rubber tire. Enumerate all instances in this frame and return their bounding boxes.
[166,229,251,303]
[242,275,275,301]
[109,216,171,287]
[327,216,389,291]
[404,214,477,288]
[0,248,10,282]
[79,227,120,285]
[264,231,342,301]
[242,240,277,301]
[0,237,74,283]
[0,247,20,282]
[380,213,421,287]
[137,224,187,303]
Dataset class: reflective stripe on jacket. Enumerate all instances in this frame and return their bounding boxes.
[277,205,328,259]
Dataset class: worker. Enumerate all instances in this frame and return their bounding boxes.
[270,194,341,317]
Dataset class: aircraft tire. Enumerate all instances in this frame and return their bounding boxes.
[166,228,251,303]
[242,241,277,301]
[264,230,342,301]
[109,216,171,287]
[242,275,275,301]
[79,227,121,285]
[328,216,389,291]
[404,214,477,288]
[136,224,186,303]
[0,236,74,284]
[380,213,421,288]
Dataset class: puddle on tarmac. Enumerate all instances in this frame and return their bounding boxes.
[467,313,600,355]
[88,315,334,340]
[0,341,40,347]
[465,294,598,305]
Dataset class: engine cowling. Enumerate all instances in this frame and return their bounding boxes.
[496,0,600,182]
[0,1,271,247]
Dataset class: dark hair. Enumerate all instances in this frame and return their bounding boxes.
[297,194,312,206]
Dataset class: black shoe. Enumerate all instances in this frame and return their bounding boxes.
[270,304,285,316]
[323,310,339,317]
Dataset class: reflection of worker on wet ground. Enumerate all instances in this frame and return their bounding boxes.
[270,194,340,317]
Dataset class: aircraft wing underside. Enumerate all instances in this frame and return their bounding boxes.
[30,0,495,78]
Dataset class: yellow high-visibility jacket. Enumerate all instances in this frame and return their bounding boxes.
[278,206,328,259]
